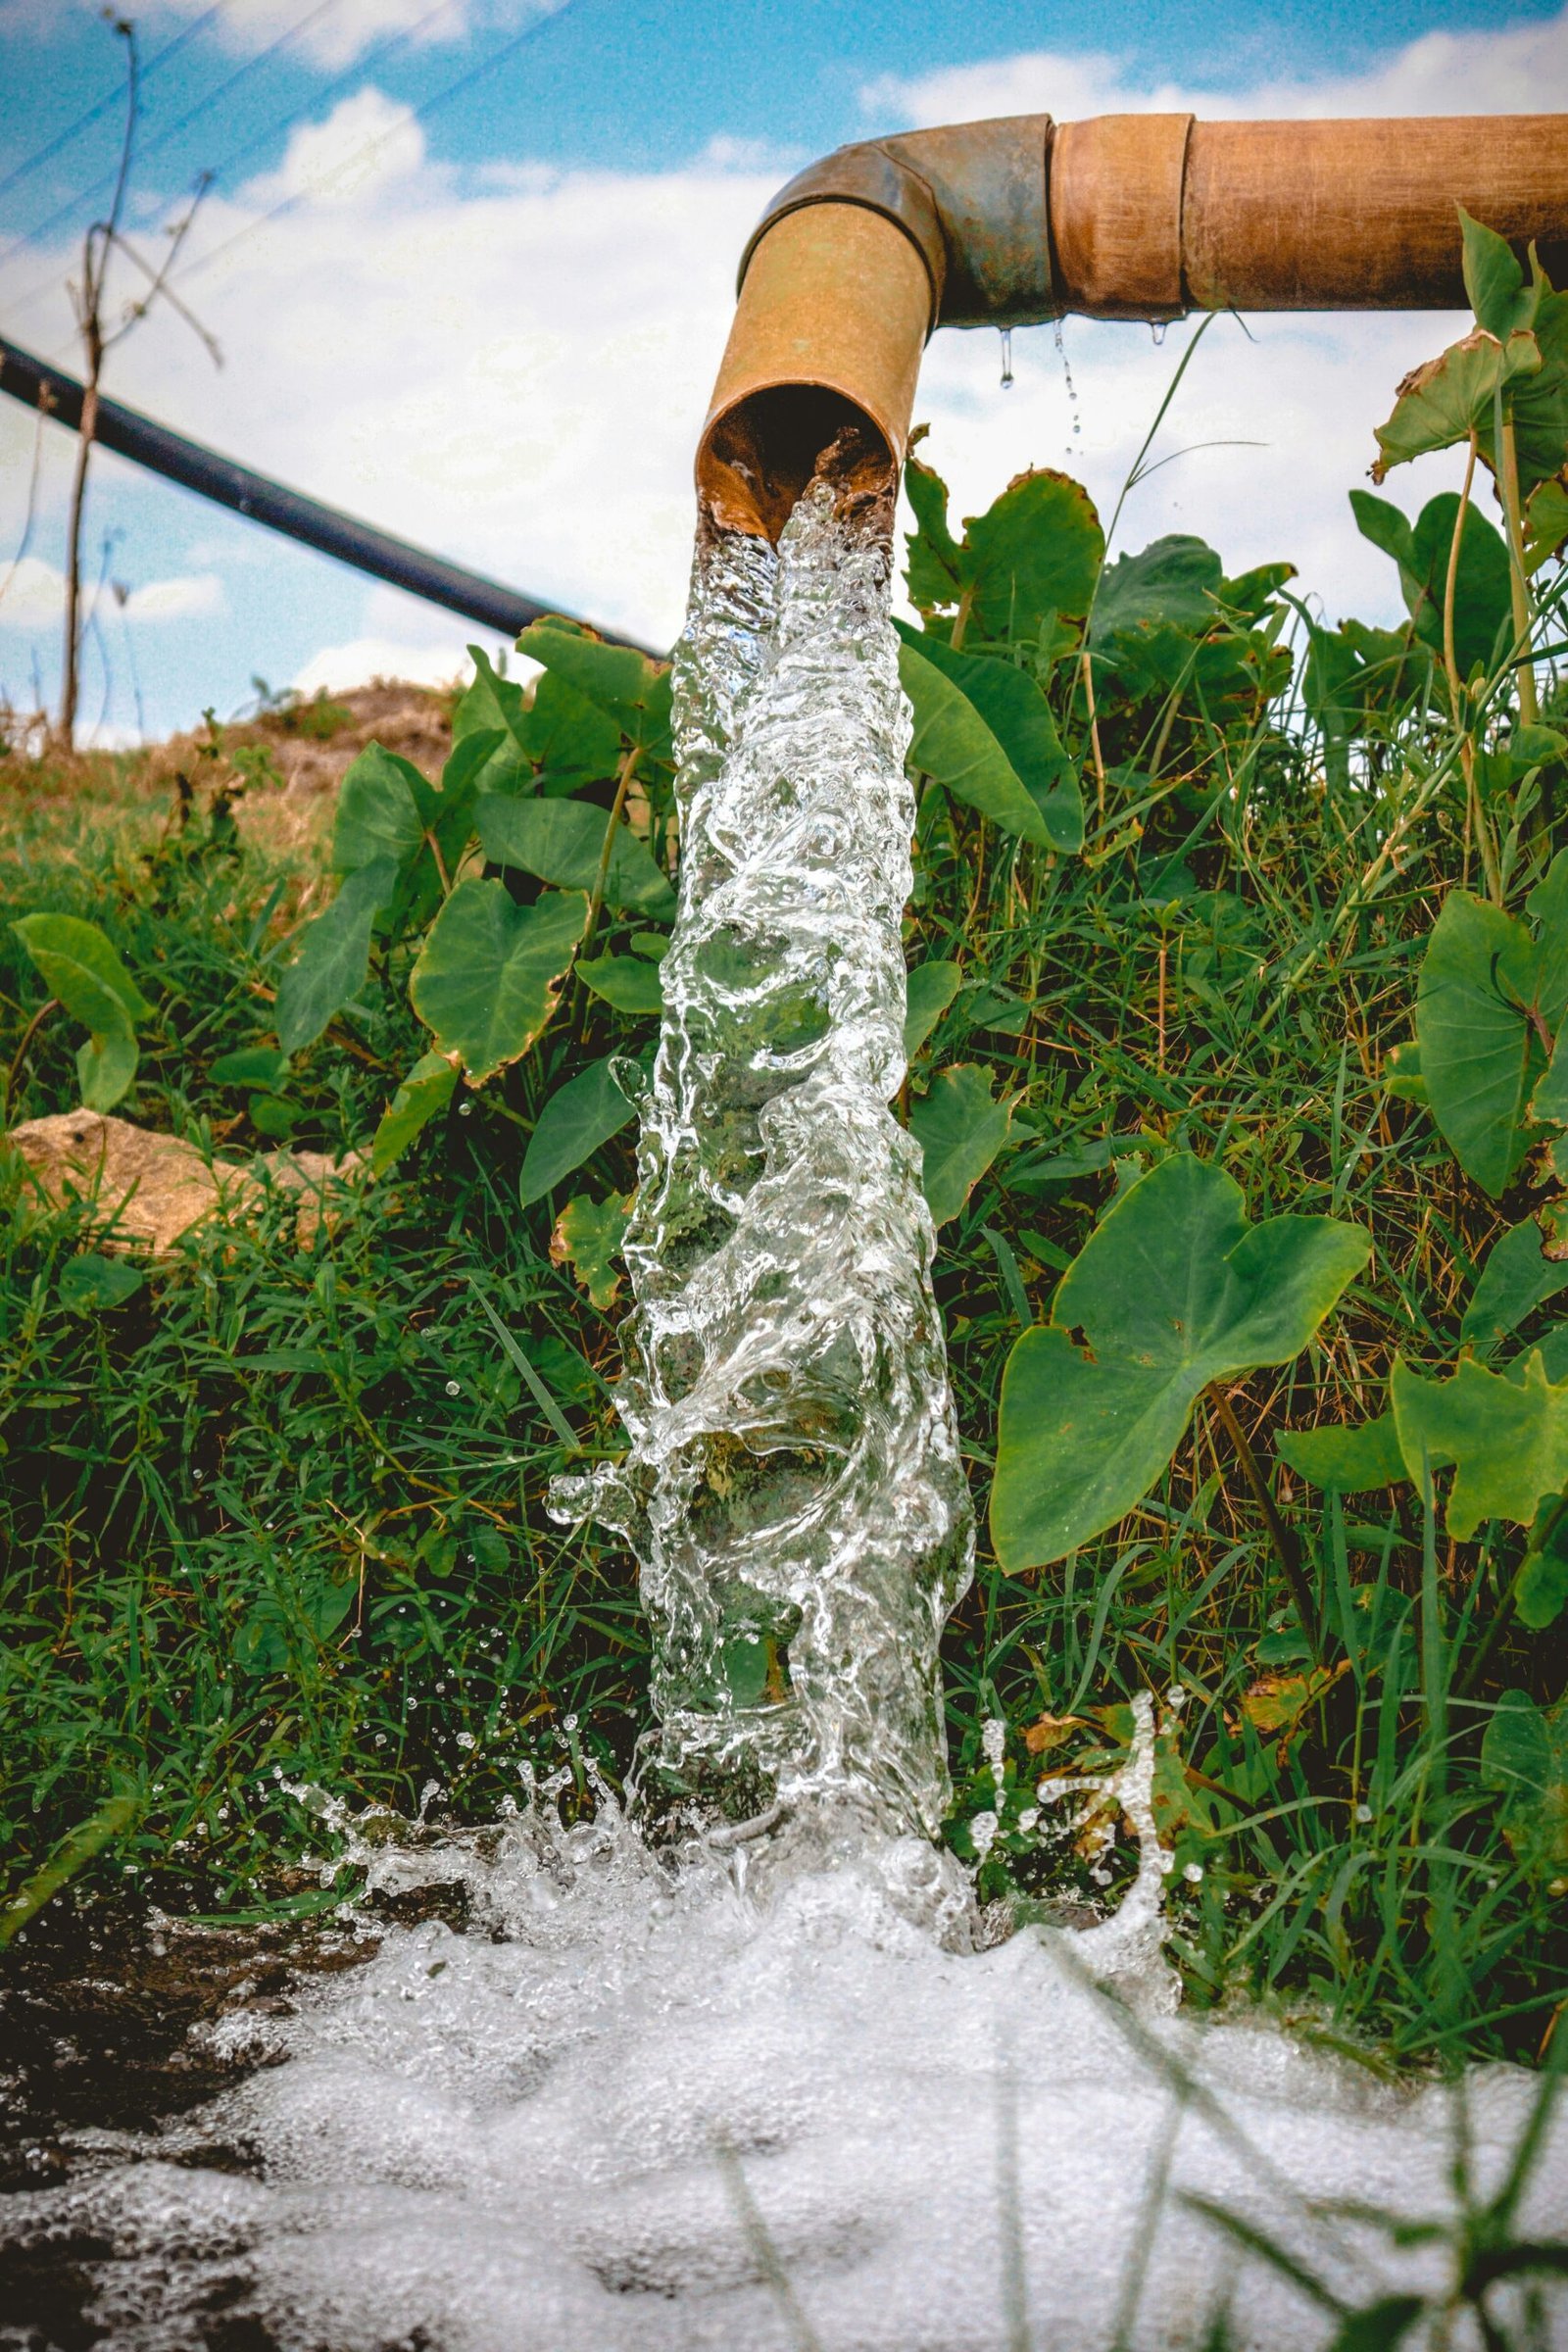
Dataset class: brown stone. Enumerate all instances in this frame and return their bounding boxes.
[3,1110,362,1256]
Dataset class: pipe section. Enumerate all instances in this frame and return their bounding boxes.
[698,111,1568,536]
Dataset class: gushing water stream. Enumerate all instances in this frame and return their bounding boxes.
[5,480,1568,2350]
[553,470,972,1886]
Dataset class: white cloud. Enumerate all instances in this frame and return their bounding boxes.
[290,632,472,696]
[0,557,225,629]
[269,88,427,205]
[120,571,226,621]
[861,5,1568,125]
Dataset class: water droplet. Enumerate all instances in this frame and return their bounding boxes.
[458,1100,472,1116]
[998,325,1013,390]
[445,1379,461,1396]
[1151,319,1168,348]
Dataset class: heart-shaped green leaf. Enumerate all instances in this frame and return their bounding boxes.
[59,1251,143,1312]
[12,913,150,1111]
[518,1054,639,1206]
[1392,1349,1568,1538]
[476,792,675,917]
[1416,853,1568,1196]
[1276,1412,1404,1494]
[411,881,587,1082]
[515,622,673,760]
[1372,326,1542,481]
[897,624,1082,852]
[332,743,427,878]
[910,1062,1015,1226]
[551,1190,632,1309]
[992,1153,1369,1571]
[904,958,961,1059]
[575,952,664,1015]
[902,452,1103,649]
[369,1051,460,1176]
[900,641,1059,847]
[1461,1217,1568,1357]
[274,858,397,1055]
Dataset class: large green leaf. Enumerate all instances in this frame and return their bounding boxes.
[11,913,152,1026]
[1481,1688,1568,1879]
[992,1153,1369,1571]
[1372,326,1542,481]
[12,912,150,1112]
[274,858,397,1055]
[575,952,664,1015]
[551,1190,632,1309]
[1090,534,1224,643]
[332,743,427,878]
[902,450,1102,648]
[1460,207,1544,343]
[1416,853,1568,1196]
[515,621,673,760]
[1350,489,1512,679]
[369,1051,459,1176]
[475,792,675,917]
[459,642,623,793]
[410,881,587,1082]
[518,1054,639,1206]
[59,1252,143,1312]
[1460,1217,1568,1357]
[910,1062,1015,1226]
[1392,1349,1568,1538]
[1276,1412,1405,1494]
[959,466,1103,645]
[904,958,962,1059]
[899,641,1057,847]
[1480,289,1568,502]
[903,437,964,614]
[897,623,1082,852]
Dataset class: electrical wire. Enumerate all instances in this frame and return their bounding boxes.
[175,0,581,293]
[0,0,459,339]
[0,0,346,268]
[0,0,232,209]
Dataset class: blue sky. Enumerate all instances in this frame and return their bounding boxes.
[2,0,1566,742]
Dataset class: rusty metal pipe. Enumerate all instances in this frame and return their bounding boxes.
[697,111,1568,537]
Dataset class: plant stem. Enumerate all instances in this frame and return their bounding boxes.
[582,744,639,962]
[1207,1382,1320,1655]
[1081,648,1106,821]
[3,996,60,1122]
[1497,403,1540,729]
[1444,433,1499,906]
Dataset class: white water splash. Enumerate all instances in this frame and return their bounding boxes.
[552,479,973,1864]
[8,1790,1566,2351]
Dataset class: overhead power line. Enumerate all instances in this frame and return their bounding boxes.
[0,0,345,269]
[176,0,579,293]
[0,0,232,210]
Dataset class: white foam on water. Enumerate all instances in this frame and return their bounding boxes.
[11,1790,1566,2351]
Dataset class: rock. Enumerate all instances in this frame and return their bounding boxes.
[3,1111,362,1255]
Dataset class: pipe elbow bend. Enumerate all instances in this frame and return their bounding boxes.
[738,116,1061,332]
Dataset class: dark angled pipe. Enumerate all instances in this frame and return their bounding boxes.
[698,111,1568,538]
[0,335,659,658]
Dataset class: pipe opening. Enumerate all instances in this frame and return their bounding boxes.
[697,386,897,544]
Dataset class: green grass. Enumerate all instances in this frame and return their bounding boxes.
[2,497,1567,2077]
